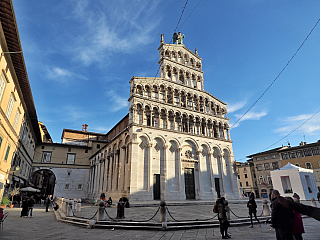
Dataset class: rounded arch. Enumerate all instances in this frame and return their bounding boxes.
[31,168,56,196]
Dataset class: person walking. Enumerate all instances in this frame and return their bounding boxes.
[247,194,260,227]
[285,197,305,240]
[271,190,294,240]
[20,196,29,218]
[317,191,320,203]
[45,195,51,212]
[27,195,36,218]
[215,197,231,239]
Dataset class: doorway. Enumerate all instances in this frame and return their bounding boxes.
[153,174,160,200]
[214,178,221,198]
[184,168,195,199]
[31,169,56,196]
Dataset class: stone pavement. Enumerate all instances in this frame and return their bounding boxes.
[0,201,320,240]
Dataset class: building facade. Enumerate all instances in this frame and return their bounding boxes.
[32,125,107,199]
[236,161,258,197]
[247,147,288,198]
[0,0,41,200]
[278,141,320,191]
[88,34,240,201]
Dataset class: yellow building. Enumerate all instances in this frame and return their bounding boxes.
[32,125,107,199]
[236,161,258,197]
[0,0,41,200]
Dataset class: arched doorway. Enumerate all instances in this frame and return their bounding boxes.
[31,169,56,196]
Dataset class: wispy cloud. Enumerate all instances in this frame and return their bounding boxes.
[65,0,162,65]
[231,110,268,128]
[276,113,320,135]
[106,90,129,112]
[46,67,88,83]
[227,100,247,113]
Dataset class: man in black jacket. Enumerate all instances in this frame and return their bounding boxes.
[271,190,294,240]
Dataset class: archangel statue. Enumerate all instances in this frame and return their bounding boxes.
[173,32,185,45]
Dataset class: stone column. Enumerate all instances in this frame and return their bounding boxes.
[208,152,215,195]
[147,144,152,192]
[197,150,203,199]
[178,147,182,193]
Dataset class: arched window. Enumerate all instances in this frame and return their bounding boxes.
[305,162,312,169]
[295,163,300,167]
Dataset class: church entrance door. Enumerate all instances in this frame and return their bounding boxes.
[184,168,195,199]
[215,178,221,198]
[153,174,160,200]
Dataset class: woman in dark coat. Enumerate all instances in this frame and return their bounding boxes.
[217,197,231,239]
[247,195,260,227]
[20,196,29,218]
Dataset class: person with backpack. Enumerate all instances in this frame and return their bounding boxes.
[214,197,231,239]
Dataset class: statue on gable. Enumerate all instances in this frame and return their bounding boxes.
[173,32,185,45]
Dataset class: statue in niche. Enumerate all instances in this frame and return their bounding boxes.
[173,32,185,45]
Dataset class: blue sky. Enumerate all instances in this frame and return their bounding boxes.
[12,0,320,162]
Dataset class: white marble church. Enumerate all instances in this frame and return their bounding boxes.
[88,34,240,201]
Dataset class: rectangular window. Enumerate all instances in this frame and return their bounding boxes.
[272,162,279,169]
[256,164,262,171]
[303,148,313,157]
[41,152,52,163]
[245,174,248,178]
[78,184,83,190]
[239,182,242,187]
[13,109,20,130]
[296,150,304,158]
[67,153,76,164]
[65,184,69,190]
[246,181,249,187]
[6,94,15,119]
[312,147,320,155]
[4,145,10,161]
[264,163,270,170]
[289,151,296,159]
[97,144,100,149]
[0,74,7,102]
[281,153,289,160]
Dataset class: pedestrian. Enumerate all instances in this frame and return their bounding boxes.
[107,197,112,207]
[216,197,231,239]
[27,195,36,218]
[271,190,294,240]
[317,191,320,203]
[0,207,3,220]
[16,194,21,207]
[100,192,106,201]
[20,196,29,218]
[45,195,51,212]
[285,197,304,240]
[247,194,260,227]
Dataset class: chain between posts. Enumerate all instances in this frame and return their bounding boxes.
[103,206,161,222]
[166,207,218,222]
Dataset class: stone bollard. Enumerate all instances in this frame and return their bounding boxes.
[311,197,317,207]
[65,199,69,213]
[262,199,271,216]
[116,200,125,219]
[73,198,77,210]
[97,201,105,221]
[76,199,82,212]
[160,200,167,229]
[62,198,67,213]
[67,200,74,217]
[224,200,231,220]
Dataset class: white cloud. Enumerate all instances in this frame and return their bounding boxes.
[67,0,162,65]
[276,113,320,135]
[227,101,247,113]
[106,90,129,112]
[46,67,88,83]
[231,110,268,128]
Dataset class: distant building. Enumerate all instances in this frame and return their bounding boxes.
[278,141,320,191]
[32,125,107,199]
[88,34,240,201]
[236,161,258,197]
[0,0,41,200]
[247,146,288,198]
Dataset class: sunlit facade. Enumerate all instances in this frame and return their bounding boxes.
[88,35,240,201]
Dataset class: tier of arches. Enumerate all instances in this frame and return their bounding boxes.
[132,103,231,140]
[133,83,227,118]
[160,48,202,71]
[160,64,203,90]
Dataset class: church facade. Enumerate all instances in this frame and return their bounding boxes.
[88,34,240,201]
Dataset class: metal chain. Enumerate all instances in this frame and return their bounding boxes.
[103,206,160,222]
[166,207,218,222]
